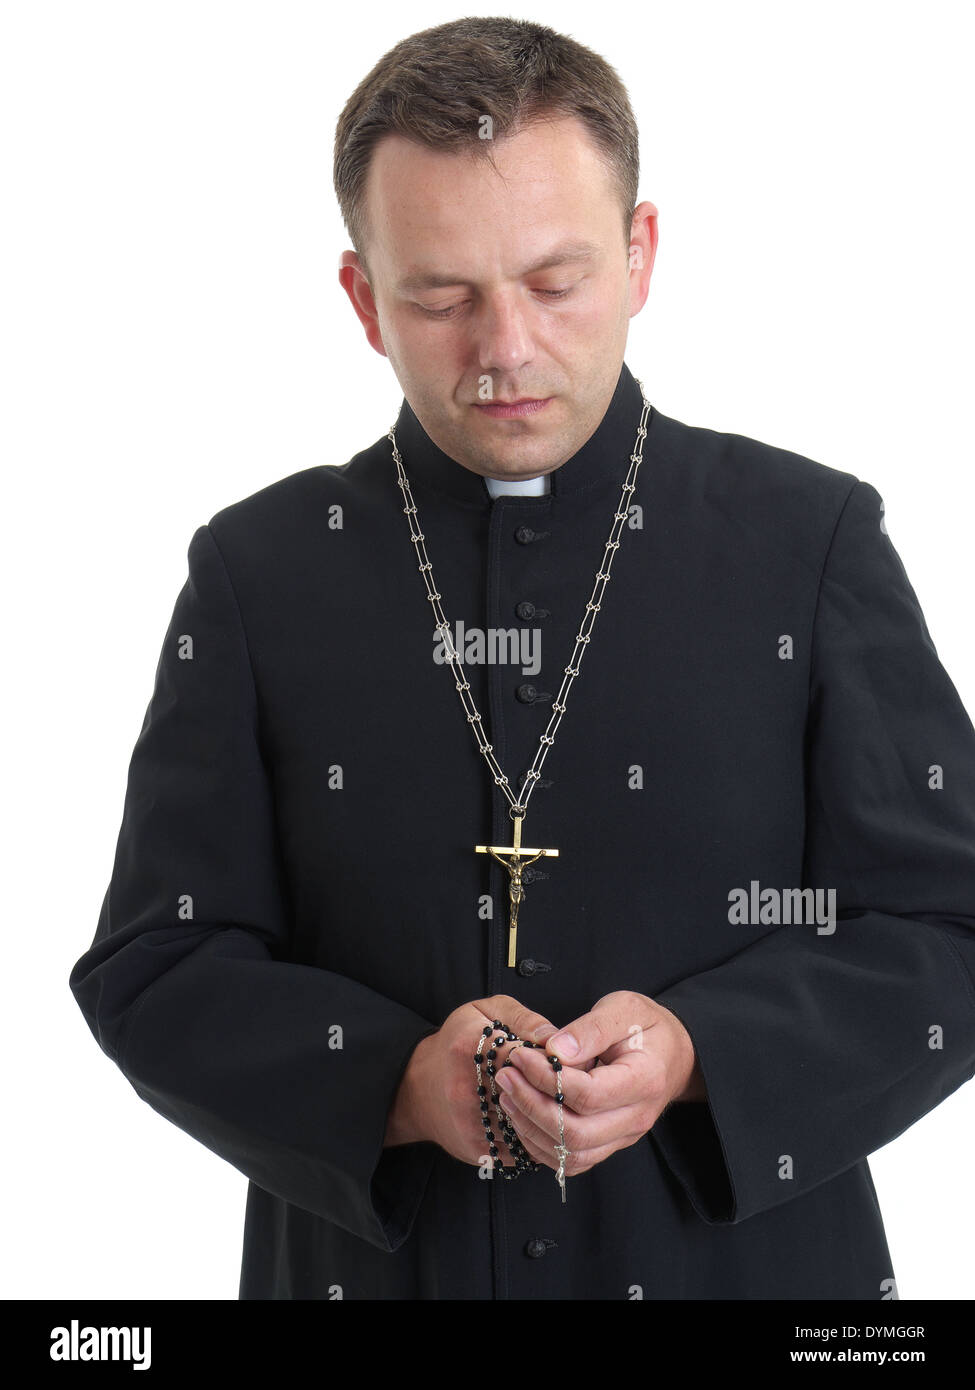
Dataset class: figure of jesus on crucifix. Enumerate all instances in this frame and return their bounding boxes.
[475,814,559,967]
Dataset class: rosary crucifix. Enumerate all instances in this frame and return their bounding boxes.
[476,814,559,967]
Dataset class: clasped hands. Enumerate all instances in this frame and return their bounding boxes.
[492,990,705,1178]
[385,990,706,1181]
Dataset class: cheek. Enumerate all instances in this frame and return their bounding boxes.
[545,286,626,349]
[584,283,628,331]
[390,310,468,368]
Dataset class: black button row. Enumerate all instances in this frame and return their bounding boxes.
[508,540,556,980]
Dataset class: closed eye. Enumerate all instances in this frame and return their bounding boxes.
[418,286,575,320]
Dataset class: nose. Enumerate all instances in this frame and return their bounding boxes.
[476,292,534,377]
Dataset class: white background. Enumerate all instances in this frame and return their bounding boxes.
[3,0,973,1300]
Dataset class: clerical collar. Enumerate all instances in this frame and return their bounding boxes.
[484,473,550,498]
[390,361,648,507]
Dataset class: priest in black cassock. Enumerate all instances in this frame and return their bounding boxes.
[69,17,975,1300]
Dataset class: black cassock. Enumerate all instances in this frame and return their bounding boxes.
[69,362,975,1300]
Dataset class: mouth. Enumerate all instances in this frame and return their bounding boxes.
[472,397,552,419]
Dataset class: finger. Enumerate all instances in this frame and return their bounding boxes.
[596,1015,672,1067]
[501,1113,557,1171]
[496,1064,641,1149]
[472,994,559,1047]
[500,1103,565,1171]
[507,1038,648,1113]
[546,991,657,1066]
[502,1108,623,1177]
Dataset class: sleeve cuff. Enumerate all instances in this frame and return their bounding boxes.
[648,1001,736,1223]
[365,1022,441,1251]
[370,1140,438,1250]
[650,1098,735,1223]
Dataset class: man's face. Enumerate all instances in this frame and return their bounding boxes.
[339,115,656,481]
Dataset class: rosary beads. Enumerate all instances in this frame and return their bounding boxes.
[475,1021,569,1203]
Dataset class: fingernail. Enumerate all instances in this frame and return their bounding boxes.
[495,1071,512,1092]
[550,1032,579,1058]
[532,1024,558,1042]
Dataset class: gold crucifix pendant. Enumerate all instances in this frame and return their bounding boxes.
[475,814,559,967]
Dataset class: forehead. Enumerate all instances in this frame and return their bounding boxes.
[362,115,620,275]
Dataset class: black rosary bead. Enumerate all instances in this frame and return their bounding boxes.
[474,1018,566,1196]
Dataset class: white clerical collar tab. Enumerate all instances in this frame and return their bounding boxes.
[484,473,550,498]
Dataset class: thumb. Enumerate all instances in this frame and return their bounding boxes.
[546,992,635,1065]
[472,993,560,1046]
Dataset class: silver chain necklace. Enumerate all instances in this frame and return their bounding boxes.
[388,382,651,966]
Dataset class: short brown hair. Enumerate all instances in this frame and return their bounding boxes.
[333,16,640,278]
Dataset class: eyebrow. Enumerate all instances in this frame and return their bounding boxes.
[395,239,603,294]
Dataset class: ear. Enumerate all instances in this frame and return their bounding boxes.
[338,251,388,358]
[627,200,658,319]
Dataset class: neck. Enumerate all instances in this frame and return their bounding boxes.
[390,363,648,508]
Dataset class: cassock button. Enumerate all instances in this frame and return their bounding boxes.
[516,683,538,703]
[515,601,536,621]
[514,526,536,544]
[524,1237,556,1259]
[517,958,552,977]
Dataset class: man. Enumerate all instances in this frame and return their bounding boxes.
[69,17,975,1300]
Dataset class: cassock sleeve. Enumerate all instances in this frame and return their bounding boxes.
[649,478,975,1223]
[68,522,440,1253]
